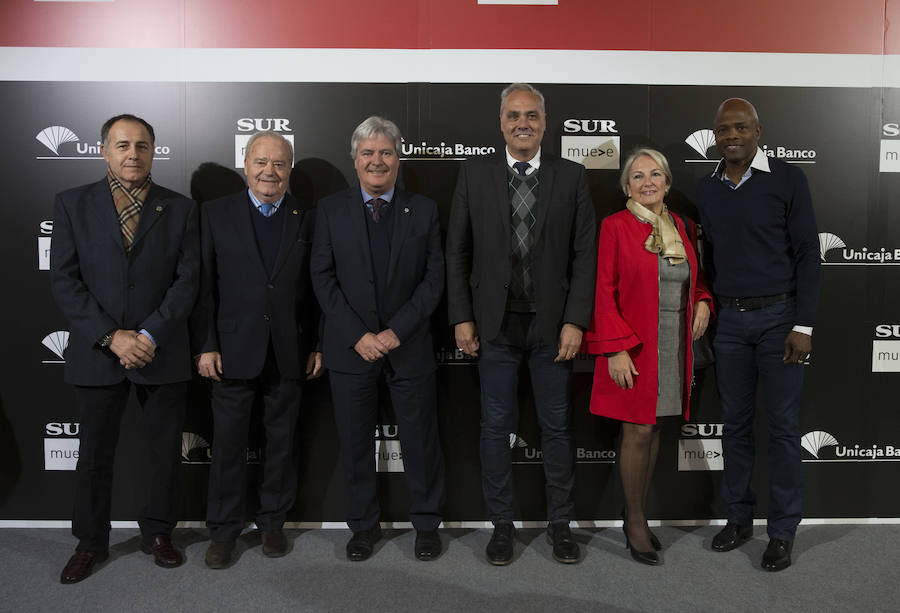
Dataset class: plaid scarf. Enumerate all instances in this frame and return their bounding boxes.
[107,169,151,252]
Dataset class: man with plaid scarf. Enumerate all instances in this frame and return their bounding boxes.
[51,114,200,583]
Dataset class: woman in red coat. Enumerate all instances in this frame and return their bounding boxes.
[586,148,712,565]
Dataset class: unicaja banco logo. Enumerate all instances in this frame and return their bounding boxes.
[818,232,846,261]
[801,430,839,459]
[819,232,900,266]
[684,129,716,159]
[41,331,68,364]
[182,432,211,463]
[509,433,527,449]
[36,126,79,156]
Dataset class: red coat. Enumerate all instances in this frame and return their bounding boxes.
[585,209,712,424]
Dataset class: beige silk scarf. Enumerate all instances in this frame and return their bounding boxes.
[625,198,687,265]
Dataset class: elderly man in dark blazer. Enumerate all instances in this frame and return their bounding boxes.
[190,131,321,569]
[311,116,445,562]
[51,114,200,583]
[446,83,596,565]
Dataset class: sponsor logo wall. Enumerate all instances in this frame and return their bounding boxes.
[3,80,899,524]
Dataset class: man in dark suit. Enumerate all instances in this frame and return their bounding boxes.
[311,116,445,562]
[51,114,200,583]
[446,83,596,565]
[190,131,321,569]
[697,98,820,571]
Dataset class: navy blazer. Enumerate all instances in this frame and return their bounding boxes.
[311,186,444,377]
[445,153,597,345]
[190,191,317,380]
[50,178,200,386]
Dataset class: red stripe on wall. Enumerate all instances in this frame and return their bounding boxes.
[0,0,893,55]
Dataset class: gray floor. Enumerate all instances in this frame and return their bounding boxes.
[1,524,899,612]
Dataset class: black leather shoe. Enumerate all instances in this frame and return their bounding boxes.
[261,529,288,558]
[205,540,235,569]
[346,525,382,561]
[546,522,580,564]
[141,534,184,568]
[485,521,515,566]
[712,522,752,552]
[60,549,109,584]
[762,538,793,571]
[414,530,442,561]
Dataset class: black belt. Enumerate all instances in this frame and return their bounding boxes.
[717,291,795,312]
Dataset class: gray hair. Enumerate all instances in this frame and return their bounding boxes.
[619,148,673,196]
[500,83,546,116]
[244,130,294,162]
[350,116,402,159]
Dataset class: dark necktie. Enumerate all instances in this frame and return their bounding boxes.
[513,161,531,177]
[369,197,385,222]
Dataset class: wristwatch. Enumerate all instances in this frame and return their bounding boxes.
[98,329,117,348]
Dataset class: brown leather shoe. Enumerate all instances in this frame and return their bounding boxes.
[205,540,235,569]
[261,529,288,557]
[141,534,184,568]
[60,549,109,584]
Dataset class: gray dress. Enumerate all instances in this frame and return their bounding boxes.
[656,253,689,417]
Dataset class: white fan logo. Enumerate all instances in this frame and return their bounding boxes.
[41,331,69,363]
[818,232,846,261]
[36,126,79,156]
[182,432,210,462]
[801,430,839,459]
[685,129,716,159]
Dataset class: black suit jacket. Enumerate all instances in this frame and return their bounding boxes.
[310,186,444,377]
[445,152,597,345]
[50,178,200,386]
[190,191,317,380]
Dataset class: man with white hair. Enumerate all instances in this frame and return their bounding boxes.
[191,130,321,568]
[311,116,446,562]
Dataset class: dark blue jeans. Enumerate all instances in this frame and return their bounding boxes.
[478,312,575,523]
[714,297,804,540]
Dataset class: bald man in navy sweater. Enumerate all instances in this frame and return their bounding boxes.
[696,98,821,572]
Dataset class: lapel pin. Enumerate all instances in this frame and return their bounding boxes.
[155,205,163,212]
[292,209,298,215]
[403,207,410,213]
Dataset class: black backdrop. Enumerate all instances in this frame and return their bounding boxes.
[2,81,898,525]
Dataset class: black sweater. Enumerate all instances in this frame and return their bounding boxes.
[695,157,821,326]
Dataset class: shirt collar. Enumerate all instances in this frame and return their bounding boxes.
[361,185,395,204]
[712,146,770,179]
[506,147,541,175]
[248,189,285,212]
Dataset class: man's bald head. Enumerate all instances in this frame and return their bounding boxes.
[713,97,761,173]
[715,98,759,125]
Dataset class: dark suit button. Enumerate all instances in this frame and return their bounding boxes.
[368,279,374,284]
[128,284,135,290]
[263,314,271,321]
[503,282,509,289]
[267,283,274,289]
